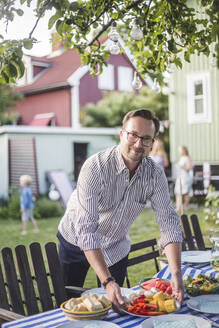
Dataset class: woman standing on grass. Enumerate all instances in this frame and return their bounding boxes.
[174,146,193,213]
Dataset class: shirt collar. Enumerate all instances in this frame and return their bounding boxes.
[115,145,128,173]
[115,145,149,174]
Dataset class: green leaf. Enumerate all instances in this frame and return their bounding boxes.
[48,11,62,30]
[111,13,118,19]
[2,71,9,84]
[8,63,18,77]
[56,20,63,34]
[69,2,79,11]
[23,39,33,50]
[174,57,182,69]
[16,9,24,16]
[10,60,22,78]
[184,51,191,62]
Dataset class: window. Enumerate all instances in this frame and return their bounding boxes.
[187,72,211,124]
[98,64,114,90]
[118,66,133,92]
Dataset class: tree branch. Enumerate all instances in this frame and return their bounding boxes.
[88,0,112,28]
[88,0,146,46]
[28,0,51,39]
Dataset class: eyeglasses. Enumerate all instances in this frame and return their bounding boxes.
[123,130,155,147]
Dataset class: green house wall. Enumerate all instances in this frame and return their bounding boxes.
[169,52,219,165]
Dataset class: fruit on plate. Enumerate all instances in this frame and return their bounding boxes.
[141,278,172,295]
[125,291,178,316]
[184,274,219,297]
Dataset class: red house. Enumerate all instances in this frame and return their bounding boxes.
[14,39,152,127]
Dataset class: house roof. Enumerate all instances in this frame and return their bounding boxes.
[29,116,53,126]
[15,49,82,94]
[14,38,153,95]
[29,113,55,126]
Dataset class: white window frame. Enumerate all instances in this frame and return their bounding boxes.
[118,66,133,92]
[187,72,211,124]
[98,64,114,90]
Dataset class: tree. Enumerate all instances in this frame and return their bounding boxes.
[0,84,23,125]
[0,0,218,84]
[83,86,168,127]
[82,86,169,150]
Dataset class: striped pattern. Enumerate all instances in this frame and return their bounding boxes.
[9,138,39,196]
[3,264,219,328]
[157,263,219,280]
[58,145,182,266]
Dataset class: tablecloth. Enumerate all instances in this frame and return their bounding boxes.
[2,264,219,328]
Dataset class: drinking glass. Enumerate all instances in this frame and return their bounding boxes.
[209,228,219,244]
[211,239,219,271]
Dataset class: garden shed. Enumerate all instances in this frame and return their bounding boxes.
[0,125,119,199]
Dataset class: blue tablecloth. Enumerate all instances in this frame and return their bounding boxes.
[2,264,219,328]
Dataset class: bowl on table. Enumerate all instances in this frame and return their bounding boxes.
[60,294,112,320]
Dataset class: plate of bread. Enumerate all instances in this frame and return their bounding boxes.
[60,293,112,320]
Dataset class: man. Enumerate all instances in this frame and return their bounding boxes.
[57,109,184,308]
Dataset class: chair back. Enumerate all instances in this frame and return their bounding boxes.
[180,214,207,250]
[190,214,206,250]
[0,242,67,317]
[125,239,160,288]
[181,214,196,250]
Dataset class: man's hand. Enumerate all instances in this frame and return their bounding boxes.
[105,281,125,312]
[171,272,184,304]
[84,248,125,312]
[164,242,184,304]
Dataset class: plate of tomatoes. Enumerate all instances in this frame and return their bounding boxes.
[122,290,180,318]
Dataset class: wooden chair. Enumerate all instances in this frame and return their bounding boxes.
[180,214,209,251]
[125,239,160,288]
[0,242,86,323]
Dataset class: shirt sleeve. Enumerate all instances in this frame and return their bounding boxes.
[74,156,102,250]
[150,167,183,249]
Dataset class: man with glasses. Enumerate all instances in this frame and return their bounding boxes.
[57,108,184,309]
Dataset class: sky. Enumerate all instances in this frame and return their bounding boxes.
[0,1,54,57]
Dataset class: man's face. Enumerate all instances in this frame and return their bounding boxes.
[120,116,156,163]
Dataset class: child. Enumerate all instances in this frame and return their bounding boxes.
[20,175,39,235]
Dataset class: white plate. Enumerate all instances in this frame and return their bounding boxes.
[122,300,180,318]
[82,287,134,298]
[187,294,219,314]
[181,250,211,264]
[141,314,211,328]
[57,320,120,328]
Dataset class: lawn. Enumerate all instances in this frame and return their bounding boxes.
[0,206,214,288]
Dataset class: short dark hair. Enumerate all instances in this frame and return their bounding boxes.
[122,109,160,136]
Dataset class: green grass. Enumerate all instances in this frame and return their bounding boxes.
[0,207,215,288]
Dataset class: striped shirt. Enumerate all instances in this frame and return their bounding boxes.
[58,145,183,266]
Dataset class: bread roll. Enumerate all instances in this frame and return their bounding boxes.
[98,295,111,307]
[83,295,103,311]
[65,298,79,310]
[76,303,89,312]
